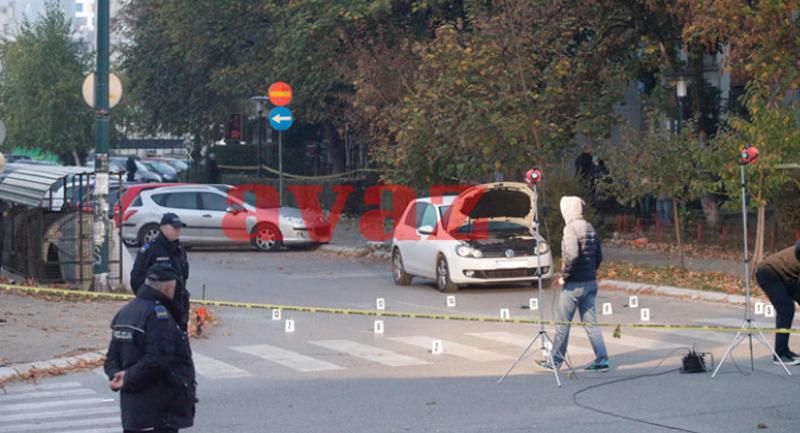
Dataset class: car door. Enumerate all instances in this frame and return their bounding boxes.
[198,191,246,244]
[402,202,437,277]
[414,203,441,279]
[151,192,204,242]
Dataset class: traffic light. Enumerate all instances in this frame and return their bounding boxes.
[225,113,242,143]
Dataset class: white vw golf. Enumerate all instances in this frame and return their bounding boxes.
[391,182,554,292]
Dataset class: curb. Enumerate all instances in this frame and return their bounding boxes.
[319,243,756,306]
[0,351,105,386]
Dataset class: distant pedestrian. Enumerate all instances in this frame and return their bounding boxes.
[125,156,137,182]
[105,263,196,433]
[131,213,190,330]
[656,193,671,224]
[755,242,800,366]
[540,196,608,372]
[207,153,220,184]
[574,146,594,185]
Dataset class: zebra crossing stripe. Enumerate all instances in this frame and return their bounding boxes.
[193,352,253,379]
[310,340,430,367]
[571,331,685,350]
[0,406,118,423]
[0,388,96,402]
[0,398,109,413]
[467,332,594,356]
[231,344,344,372]
[0,416,120,433]
[2,382,83,393]
[390,336,514,362]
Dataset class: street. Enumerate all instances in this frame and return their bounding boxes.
[2,250,798,433]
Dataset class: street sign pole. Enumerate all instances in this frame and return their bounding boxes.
[93,0,111,291]
[278,131,283,207]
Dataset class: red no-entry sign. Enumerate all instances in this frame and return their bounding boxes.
[268,82,293,106]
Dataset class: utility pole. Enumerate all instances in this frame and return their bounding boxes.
[93,0,111,291]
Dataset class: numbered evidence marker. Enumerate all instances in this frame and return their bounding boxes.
[374,320,384,334]
[431,339,443,355]
[272,309,282,321]
[629,296,639,308]
[764,304,776,318]
[529,298,539,311]
[754,302,765,315]
[376,298,386,311]
[285,319,295,333]
[446,296,456,308]
[640,308,651,322]
[500,308,511,320]
[602,303,613,316]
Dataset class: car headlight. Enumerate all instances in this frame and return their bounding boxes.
[536,240,549,255]
[456,244,483,258]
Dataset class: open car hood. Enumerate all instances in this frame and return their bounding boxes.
[444,182,536,231]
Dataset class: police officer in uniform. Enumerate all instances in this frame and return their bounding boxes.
[104,263,196,433]
[131,213,190,330]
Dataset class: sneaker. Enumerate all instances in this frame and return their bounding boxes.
[585,362,610,372]
[536,361,556,371]
[772,355,800,366]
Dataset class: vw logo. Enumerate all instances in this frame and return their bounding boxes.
[504,249,515,258]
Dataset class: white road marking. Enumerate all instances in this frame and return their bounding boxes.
[572,331,685,351]
[193,352,253,379]
[467,332,594,356]
[0,388,95,402]
[310,340,430,367]
[2,382,83,393]
[231,344,344,372]
[390,336,514,362]
[0,416,120,433]
[0,406,118,423]
[58,428,121,433]
[0,398,109,412]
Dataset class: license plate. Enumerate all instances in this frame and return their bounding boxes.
[495,259,526,269]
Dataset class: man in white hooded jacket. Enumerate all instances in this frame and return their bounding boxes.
[540,196,609,372]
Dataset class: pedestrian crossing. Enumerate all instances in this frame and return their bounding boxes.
[0,382,119,433]
[188,327,732,378]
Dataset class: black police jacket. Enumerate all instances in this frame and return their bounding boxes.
[104,285,196,431]
[131,231,190,328]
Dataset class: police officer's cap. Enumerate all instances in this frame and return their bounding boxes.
[160,212,187,228]
[146,263,180,282]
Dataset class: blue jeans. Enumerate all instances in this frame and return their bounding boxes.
[551,281,608,367]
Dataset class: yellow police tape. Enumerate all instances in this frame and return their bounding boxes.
[2,283,798,335]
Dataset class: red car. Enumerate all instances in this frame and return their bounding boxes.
[113,183,186,225]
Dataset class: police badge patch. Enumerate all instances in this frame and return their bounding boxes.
[154,305,170,320]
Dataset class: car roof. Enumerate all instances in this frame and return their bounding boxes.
[142,184,222,195]
[414,195,457,207]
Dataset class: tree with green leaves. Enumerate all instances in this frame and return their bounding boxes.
[706,84,800,270]
[0,3,93,164]
[600,108,704,268]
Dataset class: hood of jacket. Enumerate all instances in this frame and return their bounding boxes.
[560,196,585,225]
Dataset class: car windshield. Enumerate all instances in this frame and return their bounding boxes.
[455,221,530,236]
[148,161,176,173]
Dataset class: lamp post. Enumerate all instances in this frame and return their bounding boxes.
[92,0,110,291]
[676,77,688,133]
[250,96,268,178]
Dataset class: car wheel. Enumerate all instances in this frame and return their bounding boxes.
[138,224,160,246]
[252,224,282,252]
[435,255,458,293]
[392,249,413,286]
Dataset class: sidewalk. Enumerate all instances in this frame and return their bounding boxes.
[329,217,743,276]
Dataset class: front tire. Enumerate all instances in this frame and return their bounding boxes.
[392,249,413,286]
[435,256,459,293]
[252,224,282,252]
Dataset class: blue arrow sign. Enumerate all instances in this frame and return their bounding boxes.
[269,107,294,132]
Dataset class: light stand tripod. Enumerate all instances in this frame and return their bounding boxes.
[498,173,572,387]
[712,152,791,377]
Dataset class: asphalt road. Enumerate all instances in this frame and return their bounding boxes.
[2,249,798,433]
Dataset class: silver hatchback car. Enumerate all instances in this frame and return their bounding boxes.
[121,185,331,251]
